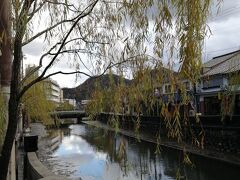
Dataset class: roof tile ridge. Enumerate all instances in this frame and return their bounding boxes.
[224,57,240,73]
[203,51,240,75]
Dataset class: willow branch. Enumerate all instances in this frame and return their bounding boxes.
[45,0,79,12]
[28,1,46,21]
[22,19,72,46]
[21,41,61,84]
[22,35,104,83]
[42,71,92,81]
[75,52,93,75]
[48,49,102,56]
[19,0,99,99]
[23,2,93,46]
[39,54,143,87]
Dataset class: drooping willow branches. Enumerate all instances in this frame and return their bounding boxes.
[0,0,215,179]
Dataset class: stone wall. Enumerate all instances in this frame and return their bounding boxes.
[26,152,68,180]
[204,129,240,154]
[97,113,240,155]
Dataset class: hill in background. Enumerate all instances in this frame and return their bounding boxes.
[62,74,132,103]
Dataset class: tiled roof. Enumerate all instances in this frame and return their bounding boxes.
[202,50,240,76]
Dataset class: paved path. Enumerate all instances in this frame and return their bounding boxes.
[17,123,52,180]
[17,145,24,180]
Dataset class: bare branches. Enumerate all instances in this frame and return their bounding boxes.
[48,49,100,56]
[41,70,92,81]
[21,36,105,84]
[22,18,72,46]
[28,1,46,21]
[23,0,99,46]
[64,36,109,46]
[19,0,100,99]
[78,25,110,45]
[21,40,61,84]
[44,0,79,12]
[41,57,135,84]
[16,0,35,39]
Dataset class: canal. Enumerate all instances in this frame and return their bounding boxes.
[41,123,240,180]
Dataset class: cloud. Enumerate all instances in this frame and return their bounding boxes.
[209,0,240,23]
[23,40,44,56]
[23,1,240,88]
[47,66,89,88]
[204,1,240,61]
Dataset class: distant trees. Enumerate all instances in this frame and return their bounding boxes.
[56,101,74,111]
[22,74,55,126]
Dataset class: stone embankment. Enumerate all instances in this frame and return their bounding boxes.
[25,123,70,180]
[84,120,240,167]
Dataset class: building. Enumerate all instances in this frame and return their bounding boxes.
[198,50,240,115]
[25,64,39,77]
[133,67,194,116]
[43,78,63,104]
[152,68,194,105]
[25,65,63,104]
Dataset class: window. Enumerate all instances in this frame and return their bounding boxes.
[203,76,223,89]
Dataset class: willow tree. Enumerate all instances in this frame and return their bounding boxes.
[22,73,56,126]
[0,0,212,179]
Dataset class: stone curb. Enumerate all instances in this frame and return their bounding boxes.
[27,152,69,180]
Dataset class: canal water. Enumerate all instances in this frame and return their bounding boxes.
[43,123,239,180]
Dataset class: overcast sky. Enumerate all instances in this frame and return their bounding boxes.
[204,0,240,60]
[23,0,240,88]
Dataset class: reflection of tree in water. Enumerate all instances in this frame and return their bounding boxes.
[78,125,119,161]
[78,125,181,179]
[48,128,70,140]
[45,124,240,180]
[116,138,129,176]
[130,139,162,180]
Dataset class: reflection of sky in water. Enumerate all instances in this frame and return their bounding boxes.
[49,125,174,180]
[47,124,240,180]
[52,135,107,179]
[77,159,105,179]
[54,136,93,156]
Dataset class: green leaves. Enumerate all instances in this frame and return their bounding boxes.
[22,75,55,125]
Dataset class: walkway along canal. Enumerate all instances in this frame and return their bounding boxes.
[38,123,240,180]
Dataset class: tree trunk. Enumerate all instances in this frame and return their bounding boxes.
[0,38,22,180]
[0,0,14,179]
[0,0,36,177]
[0,97,19,180]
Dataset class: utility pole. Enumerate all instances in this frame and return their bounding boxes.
[0,0,15,179]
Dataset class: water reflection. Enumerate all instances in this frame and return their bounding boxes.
[47,124,239,180]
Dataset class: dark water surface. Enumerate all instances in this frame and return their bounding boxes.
[45,124,239,180]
